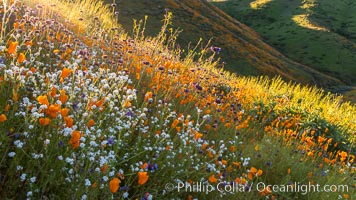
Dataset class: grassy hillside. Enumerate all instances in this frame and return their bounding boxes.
[113,0,344,88]
[0,0,355,199]
[212,0,356,98]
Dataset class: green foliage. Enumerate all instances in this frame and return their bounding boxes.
[213,0,356,101]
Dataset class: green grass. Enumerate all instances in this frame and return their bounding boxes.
[0,0,355,199]
[212,0,356,99]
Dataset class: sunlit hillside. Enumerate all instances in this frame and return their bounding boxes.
[0,0,355,199]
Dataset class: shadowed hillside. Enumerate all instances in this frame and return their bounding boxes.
[212,0,356,100]
[113,0,343,88]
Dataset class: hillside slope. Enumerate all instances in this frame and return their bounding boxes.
[0,0,355,199]
[114,0,343,88]
[212,0,356,98]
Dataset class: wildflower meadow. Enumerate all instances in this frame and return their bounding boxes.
[0,0,355,199]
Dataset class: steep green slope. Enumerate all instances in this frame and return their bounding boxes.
[212,0,356,87]
[112,0,343,88]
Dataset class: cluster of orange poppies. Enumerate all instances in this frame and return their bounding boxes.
[0,0,354,199]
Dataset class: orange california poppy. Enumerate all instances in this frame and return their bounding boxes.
[50,87,57,98]
[141,163,148,170]
[339,151,348,162]
[17,53,26,63]
[25,40,33,47]
[4,104,10,112]
[194,132,203,140]
[201,143,208,150]
[64,117,74,128]
[0,114,7,123]
[59,90,68,104]
[37,95,49,106]
[60,108,69,117]
[208,174,218,183]
[39,117,50,126]
[95,98,105,107]
[70,130,81,149]
[88,119,95,128]
[8,41,18,54]
[61,68,73,79]
[138,172,149,185]
[123,101,131,108]
[250,167,257,174]
[46,104,61,118]
[13,22,19,29]
[171,119,179,128]
[144,92,153,102]
[109,178,120,193]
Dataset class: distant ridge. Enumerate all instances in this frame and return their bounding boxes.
[115,0,344,88]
